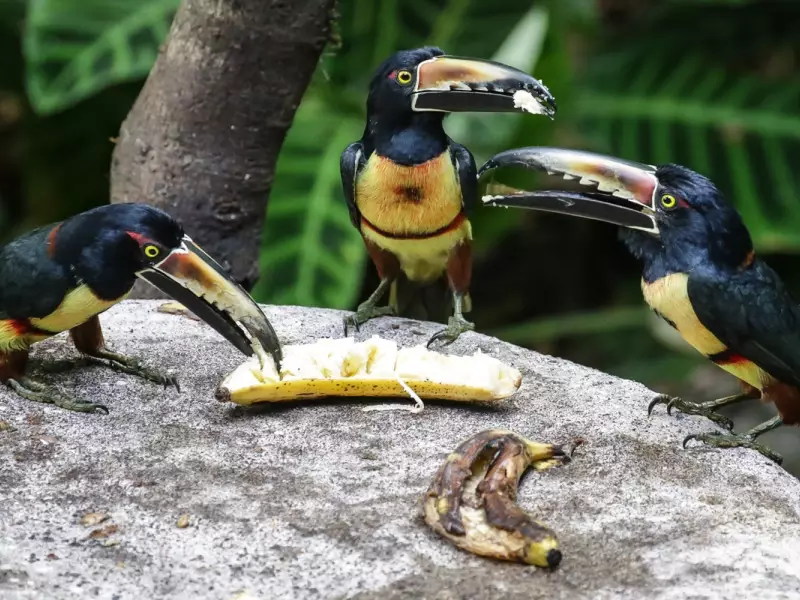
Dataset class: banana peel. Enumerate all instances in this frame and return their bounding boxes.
[215,335,522,406]
[423,429,582,567]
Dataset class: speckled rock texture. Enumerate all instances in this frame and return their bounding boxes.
[1,301,799,600]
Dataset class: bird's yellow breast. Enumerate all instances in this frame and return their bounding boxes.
[356,151,470,282]
[356,152,463,236]
[0,285,123,352]
[29,285,124,337]
[642,273,770,390]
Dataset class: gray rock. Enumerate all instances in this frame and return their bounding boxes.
[1,300,799,600]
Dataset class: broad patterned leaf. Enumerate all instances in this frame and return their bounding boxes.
[24,0,178,114]
[252,96,366,308]
[577,49,800,251]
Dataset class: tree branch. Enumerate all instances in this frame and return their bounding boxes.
[110,0,337,297]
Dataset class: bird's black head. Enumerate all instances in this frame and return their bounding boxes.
[620,164,753,275]
[54,203,184,297]
[478,147,754,280]
[366,47,446,121]
[50,202,283,365]
[363,46,557,133]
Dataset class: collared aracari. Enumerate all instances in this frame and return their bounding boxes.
[340,47,556,346]
[0,203,282,414]
[478,147,799,464]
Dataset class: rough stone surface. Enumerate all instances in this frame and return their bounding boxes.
[1,300,799,600]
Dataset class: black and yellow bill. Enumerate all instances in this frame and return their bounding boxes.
[478,146,661,234]
[410,56,557,117]
[137,236,283,367]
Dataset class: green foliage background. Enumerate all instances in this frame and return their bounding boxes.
[1,0,798,472]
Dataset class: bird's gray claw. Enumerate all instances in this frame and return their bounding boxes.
[426,329,452,349]
[682,431,783,464]
[426,315,474,349]
[343,315,360,336]
[343,304,395,337]
[647,394,672,416]
[650,395,735,431]
[682,432,718,449]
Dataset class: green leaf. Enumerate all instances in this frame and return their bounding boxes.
[252,96,367,309]
[576,48,800,252]
[24,0,178,114]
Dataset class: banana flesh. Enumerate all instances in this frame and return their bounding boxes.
[423,429,581,567]
[215,335,522,405]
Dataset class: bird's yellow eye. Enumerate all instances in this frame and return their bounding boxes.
[660,194,677,209]
[144,244,160,259]
[397,70,412,85]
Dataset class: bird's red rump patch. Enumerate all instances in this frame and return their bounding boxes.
[8,319,51,337]
[721,354,749,365]
[10,320,30,335]
[710,349,749,365]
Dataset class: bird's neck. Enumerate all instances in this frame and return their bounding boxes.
[366,112,448,165]
[619,228,707,283]
[621,225,753,284]
[53,224,138,301]
[80,267,137,301]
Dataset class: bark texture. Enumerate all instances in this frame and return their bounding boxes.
[110,0,337,297]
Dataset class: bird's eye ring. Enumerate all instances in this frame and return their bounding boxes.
[660,194,677,209]
[396,70,412,85]
[144,244,160,259]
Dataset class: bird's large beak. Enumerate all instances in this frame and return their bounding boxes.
[477,147,660,235]
[137,236,283,367]
[411,56,556,118]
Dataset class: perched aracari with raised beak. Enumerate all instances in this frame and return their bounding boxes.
[479,146,799,464]
[340,46,556,346]
[0,203,282,414]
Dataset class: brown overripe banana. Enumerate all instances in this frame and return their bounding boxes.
[423,428,581,567]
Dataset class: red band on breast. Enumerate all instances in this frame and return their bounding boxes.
[361,212,466,240]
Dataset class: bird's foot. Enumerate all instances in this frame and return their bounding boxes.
[683,431,783,465]
[427,315,475,348]
[647,394,734,431]
[343,302,397,336]
[6,377,108,414]
[83,349,180,391]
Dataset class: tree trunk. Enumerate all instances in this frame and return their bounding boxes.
[110,0,337,298]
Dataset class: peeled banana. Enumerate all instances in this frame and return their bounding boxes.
[423,429,580,567]
[215,335,522,406]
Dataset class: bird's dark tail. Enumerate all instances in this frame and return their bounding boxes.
[389,275,471,324]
